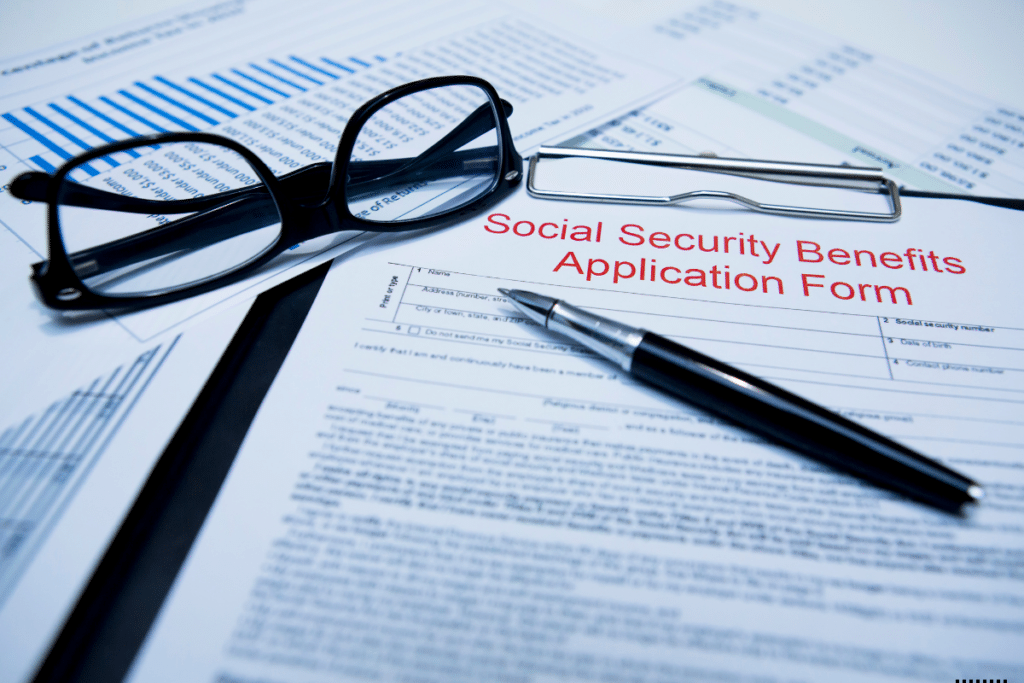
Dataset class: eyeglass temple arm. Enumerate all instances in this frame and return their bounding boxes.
[10,165,320,278]
[48,164,334,279]
[10,147,495,212]
[341,99,513,207]
[348,99,512,190]
[10,171,249,214]
[63,142,506,277]
[64,193,284,279]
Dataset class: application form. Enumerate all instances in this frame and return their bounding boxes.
[127,190,1024,682]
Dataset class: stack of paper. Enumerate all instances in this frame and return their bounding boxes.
[0,0,681,680]
[1,0,1022,681]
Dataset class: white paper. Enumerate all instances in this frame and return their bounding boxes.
[0,301,248,683]
[127,188,1024,682]
[547,1,1024,200]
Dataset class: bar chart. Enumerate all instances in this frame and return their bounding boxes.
[0,339,178,606]
[1,51,387,175]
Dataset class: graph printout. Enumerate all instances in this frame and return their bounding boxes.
[0,305,246,683]
[127,188,1024,681]
[0,343,173,604]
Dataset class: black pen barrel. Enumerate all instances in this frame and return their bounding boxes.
[631,332,980,511]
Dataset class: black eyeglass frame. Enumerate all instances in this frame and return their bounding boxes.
[13,75,522,311]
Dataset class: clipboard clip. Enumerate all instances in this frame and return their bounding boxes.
[527,146,902,222]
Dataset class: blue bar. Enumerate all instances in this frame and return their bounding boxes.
[49,103,116,144]
[3,112,72,159]
[100,96,168,133]
[153,78,236,120]
[2,112,96,174]
[118,90,198,131]
[210,74,272,105]
[55,102,141,160]
[24,107,92,151]
[289,56,338,79]
[321,57,355,74]
[68,96,140,139]
[350,57,371,67]
[230,69,289,98]
[134,81,219,126]
[248,64,306,92]
[189,77,256,111]
[269,58,323,85]
[24,107,119,167]
[30,155,57,173]
[375,55,387,62]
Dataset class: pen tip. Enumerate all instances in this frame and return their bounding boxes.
[967,484,985,502]
[496,288,557,327]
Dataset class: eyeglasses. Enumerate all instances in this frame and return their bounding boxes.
[11,75,522,311]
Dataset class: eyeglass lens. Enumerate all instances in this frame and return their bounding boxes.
[56,141,282,298]
[346,84,500,223]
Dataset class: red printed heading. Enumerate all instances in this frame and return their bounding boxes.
[483,213,969,307]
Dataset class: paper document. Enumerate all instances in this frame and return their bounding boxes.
[554,1,1024,200]
[127,190,1024,682]
[0,303,248,683]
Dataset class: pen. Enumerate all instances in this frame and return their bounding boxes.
[499,288,985,513]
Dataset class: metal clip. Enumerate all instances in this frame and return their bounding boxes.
[527,146,901,222]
